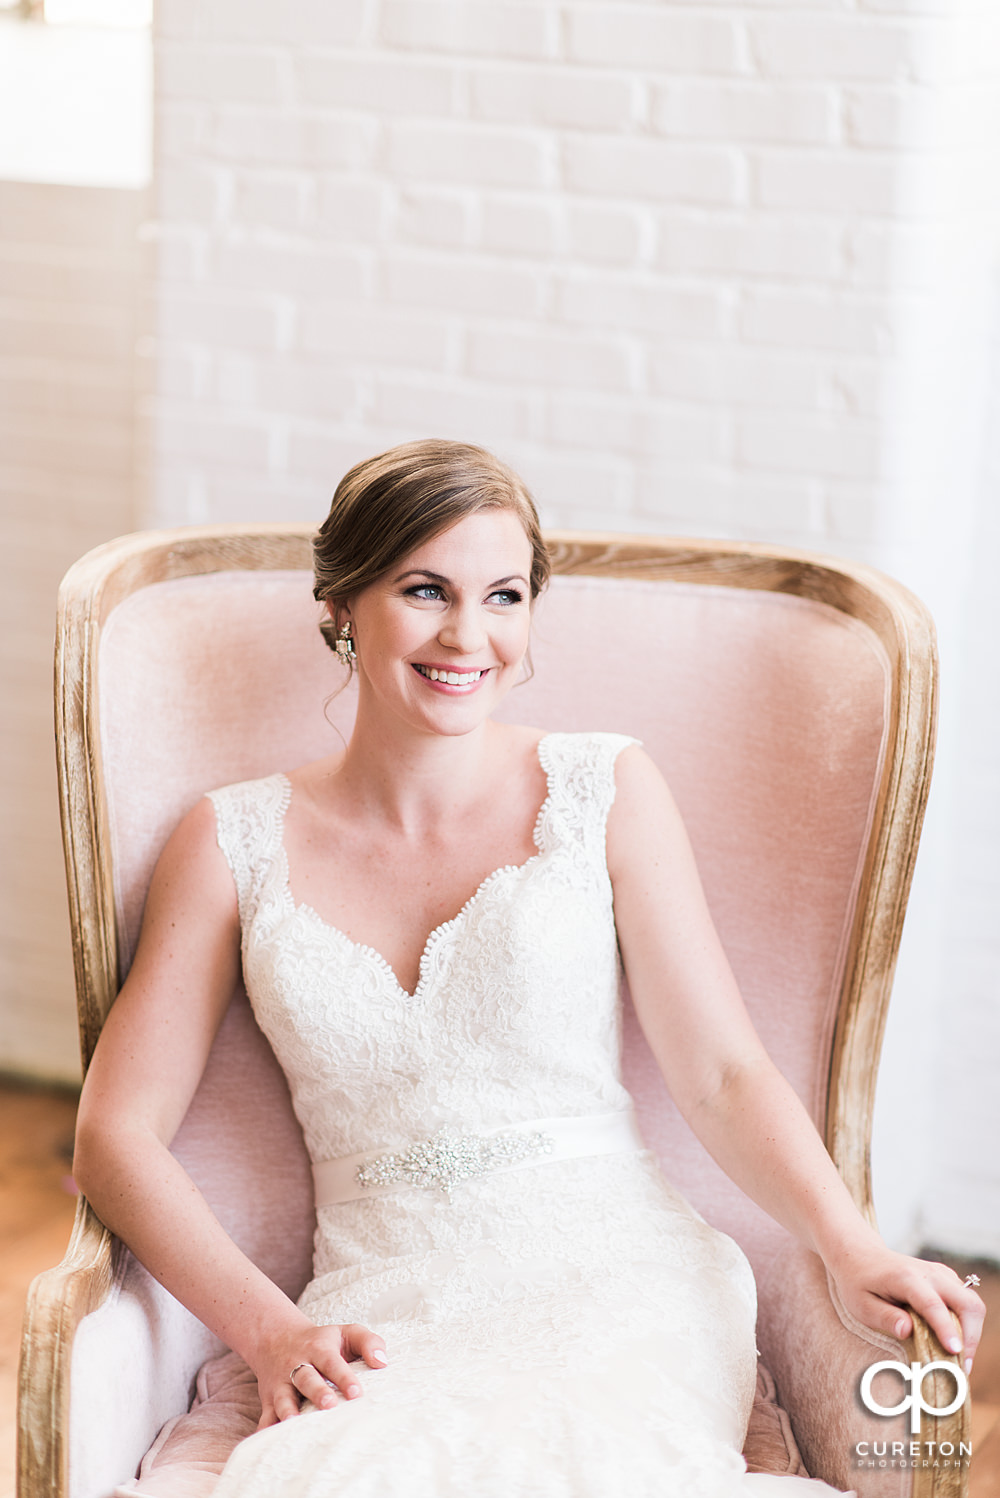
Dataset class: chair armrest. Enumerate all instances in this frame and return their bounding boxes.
[904,1310,971,1498]
[19,1196,223,1498]
[19,1198,113,1498]
[757,1241,969,1498]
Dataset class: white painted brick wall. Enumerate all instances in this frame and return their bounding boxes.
[652,81,837,144]
[566,10,743,74]
[0,179,145,1084]
[143,0,999,554]
[133,0,1000,1253]
[380,2,558,60]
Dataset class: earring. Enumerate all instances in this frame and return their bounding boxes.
[334,621,355,662]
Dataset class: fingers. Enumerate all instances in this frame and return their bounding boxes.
[837,1250,988,1381]
[903,1266,986,1371]
[291,1360,352,1410]
[341,1322,389,1371]
[958,1287,987,1370]
[854,1289,913,1344]
[856,1259,987,1372]
[260,1393,295,1429]
[257,1323,388,1425]
[285,1327,388,1416]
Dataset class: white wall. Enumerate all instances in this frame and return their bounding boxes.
[146,0,938,541]
[913,304,1000,1261]
[0,179,145,1082]
[863,1,1000,1257]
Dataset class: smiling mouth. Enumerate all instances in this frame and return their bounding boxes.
[413,664,485,685]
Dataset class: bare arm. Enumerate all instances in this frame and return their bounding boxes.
[607,745,984,1367]
[73,797,385,1424]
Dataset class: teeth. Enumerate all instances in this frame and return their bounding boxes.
[416,665,483,685]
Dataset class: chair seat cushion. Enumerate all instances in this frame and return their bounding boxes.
[744,1362,809,1478]
[113,1349,808,1495]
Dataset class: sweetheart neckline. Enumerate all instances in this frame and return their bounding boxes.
[274,734,557,1002]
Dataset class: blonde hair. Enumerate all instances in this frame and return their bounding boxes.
[313,439,550,652]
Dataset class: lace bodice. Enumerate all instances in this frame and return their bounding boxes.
[203,732,847,1498]
[208,729,757,1320]
[208,732,638,1171]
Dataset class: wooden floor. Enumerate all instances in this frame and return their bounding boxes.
[1,1079,79,1498]
[1,1078,998,1498]
[967,1267,1000,1498]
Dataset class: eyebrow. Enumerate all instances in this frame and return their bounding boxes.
[394,569,529,589]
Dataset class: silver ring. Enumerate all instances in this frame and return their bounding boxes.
[289,1362,309,1385]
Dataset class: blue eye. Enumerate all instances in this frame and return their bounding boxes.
[407,584,444,601]
[489,589,523,606]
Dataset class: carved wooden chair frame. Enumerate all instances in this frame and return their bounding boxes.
[19,525,963,1498]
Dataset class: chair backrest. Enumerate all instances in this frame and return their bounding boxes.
[57,527,936,1300]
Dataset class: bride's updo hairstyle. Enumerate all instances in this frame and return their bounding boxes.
[313,439,550,655]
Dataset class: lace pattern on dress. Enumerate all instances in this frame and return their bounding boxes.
[207,772,290,934]
[203,732,781,1498]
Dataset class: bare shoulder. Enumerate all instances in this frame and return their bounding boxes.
[141,794,239,941]
[281,753,349,839]
[489,721,549,756]
[284,751,345,796]
[157,793,230,879]
[484,722,551,788]
[165,792,223,853]
[611,741,676,816]
[607,743,692,881]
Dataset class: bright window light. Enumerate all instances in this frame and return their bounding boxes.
[42,0,152,27]
[0,11,152,186]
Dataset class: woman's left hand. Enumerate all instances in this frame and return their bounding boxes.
[828,1240,985,1370]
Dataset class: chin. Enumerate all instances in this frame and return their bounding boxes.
[422,707,495,736]
[411,696,502,736]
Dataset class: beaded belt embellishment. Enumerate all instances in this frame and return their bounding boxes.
[356,1126,554,1199]
[312,1108,645,1208]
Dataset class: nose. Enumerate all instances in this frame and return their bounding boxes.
[436,599,487,655]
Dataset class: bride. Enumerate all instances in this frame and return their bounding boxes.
[74,440,982,1497]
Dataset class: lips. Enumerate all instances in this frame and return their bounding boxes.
[413,664,485,686]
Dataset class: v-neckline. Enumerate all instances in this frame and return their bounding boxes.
[275,733,557,1002]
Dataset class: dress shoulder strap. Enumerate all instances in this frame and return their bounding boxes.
[206,773,290,927]
[537,732,641,864]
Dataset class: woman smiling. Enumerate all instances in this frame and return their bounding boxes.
[73,439,983,1497]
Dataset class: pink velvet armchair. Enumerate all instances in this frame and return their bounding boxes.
[19,525,965,1498]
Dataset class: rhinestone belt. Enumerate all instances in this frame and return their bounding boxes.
[356,1126,554,1199]
[312,1108,645,1207]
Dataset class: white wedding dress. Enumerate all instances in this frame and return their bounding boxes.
[206,732,848,1498]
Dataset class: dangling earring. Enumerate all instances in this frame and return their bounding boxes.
[334,621,355,662]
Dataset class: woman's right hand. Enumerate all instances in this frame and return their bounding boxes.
[255,1317,389,1427]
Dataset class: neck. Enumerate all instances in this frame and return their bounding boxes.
[334,694,500,834]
